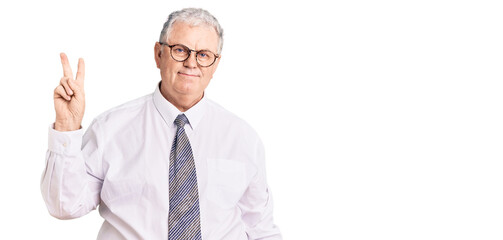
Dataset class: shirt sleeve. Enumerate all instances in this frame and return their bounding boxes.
[40,120,104,220]
[238,138,282,240]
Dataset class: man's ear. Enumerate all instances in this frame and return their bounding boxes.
[154,42,162,69]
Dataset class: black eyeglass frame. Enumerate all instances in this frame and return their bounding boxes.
[159,42,220,67]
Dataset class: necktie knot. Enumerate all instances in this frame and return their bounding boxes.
[174,114,189,128]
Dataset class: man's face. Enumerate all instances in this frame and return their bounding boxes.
[154,22,220,105]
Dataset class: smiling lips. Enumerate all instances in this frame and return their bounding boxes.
[178,72,199,78]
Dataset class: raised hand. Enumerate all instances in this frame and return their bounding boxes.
[53,53,85,131]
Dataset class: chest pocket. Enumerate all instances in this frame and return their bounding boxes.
[206,158,248,209]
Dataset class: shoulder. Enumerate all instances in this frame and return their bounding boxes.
[205,98,261,141]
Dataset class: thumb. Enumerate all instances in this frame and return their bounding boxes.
[67,76,84,98]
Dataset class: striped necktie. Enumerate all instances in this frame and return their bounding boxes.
[168,114,202,240]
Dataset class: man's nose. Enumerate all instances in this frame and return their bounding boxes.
[183,51,198,68]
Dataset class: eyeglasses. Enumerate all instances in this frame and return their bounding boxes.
[159,42,220,67]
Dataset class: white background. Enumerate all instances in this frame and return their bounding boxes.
[0,0,502,239]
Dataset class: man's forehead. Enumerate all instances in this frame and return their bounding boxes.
[167,22,219,51]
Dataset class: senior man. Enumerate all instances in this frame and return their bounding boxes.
[41,8,282,240]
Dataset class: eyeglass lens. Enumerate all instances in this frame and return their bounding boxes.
[170,45,216,67]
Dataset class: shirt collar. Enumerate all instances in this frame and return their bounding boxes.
[153,82,207,130]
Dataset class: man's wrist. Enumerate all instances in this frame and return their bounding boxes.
[54,120,82,132]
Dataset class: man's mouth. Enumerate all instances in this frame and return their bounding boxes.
[178,72,199,77]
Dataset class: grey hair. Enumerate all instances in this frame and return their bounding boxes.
[159,8,224,54]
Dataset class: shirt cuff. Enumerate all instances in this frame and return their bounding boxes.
[48,123,84,156]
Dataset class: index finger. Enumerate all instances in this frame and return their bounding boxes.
[60,52,74,78]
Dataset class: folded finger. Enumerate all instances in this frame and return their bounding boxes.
[54,85,71,101]
[59,77,74,96]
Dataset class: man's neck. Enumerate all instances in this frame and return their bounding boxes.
[160,87,203,112]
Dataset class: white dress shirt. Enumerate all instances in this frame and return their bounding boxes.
[41,84,282,240]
